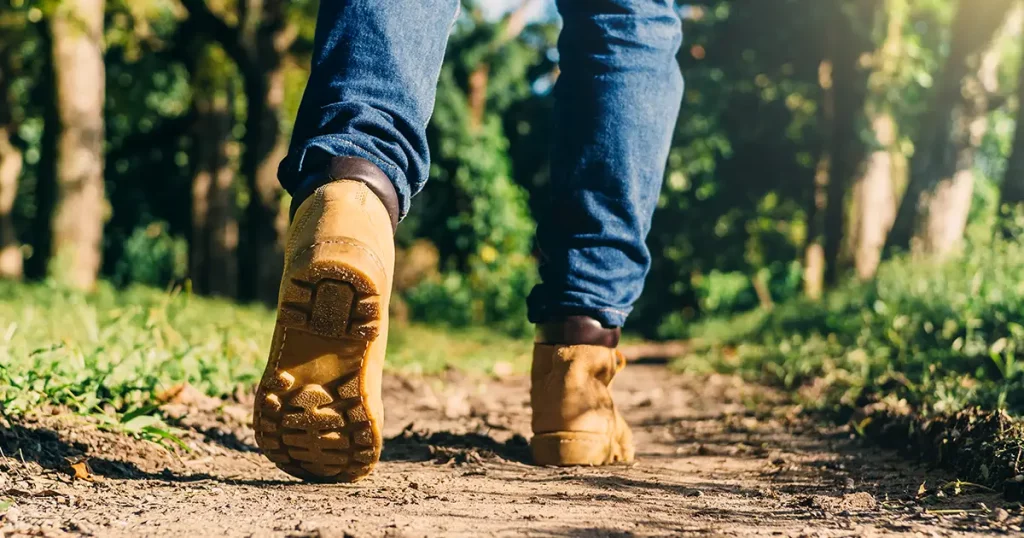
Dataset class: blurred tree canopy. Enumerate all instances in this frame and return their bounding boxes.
[0,0,1023,338]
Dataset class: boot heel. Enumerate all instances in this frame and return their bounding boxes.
[254,236,387,482]
[531,432,614,466]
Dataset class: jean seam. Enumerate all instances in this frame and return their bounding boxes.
[540,305,631,317]
[596,307,630,315]
[543,304,631,316]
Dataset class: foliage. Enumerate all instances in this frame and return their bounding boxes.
[397,8,551,335]
[632,0,832,334]
[2,0,1024,337]
[405,253,537,336]
[112,222,189,287]
[683,229,1024,418]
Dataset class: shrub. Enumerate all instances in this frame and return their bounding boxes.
[112,222,188,288]
[404,250,537,337]
[688,236,1024,417]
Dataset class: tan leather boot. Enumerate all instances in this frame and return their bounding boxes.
[531,317,635,466]
[254,158,397,482]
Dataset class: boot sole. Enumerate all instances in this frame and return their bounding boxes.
[531,432,629,466]
[254,239,386,483]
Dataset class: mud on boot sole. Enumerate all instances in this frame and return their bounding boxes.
[254,239,386,483]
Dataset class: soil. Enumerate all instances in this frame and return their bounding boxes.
[2,364,1022,537]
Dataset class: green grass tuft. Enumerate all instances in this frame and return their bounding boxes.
[0,281,530,421]
[680,236,1024,418]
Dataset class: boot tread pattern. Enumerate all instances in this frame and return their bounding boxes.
[254,267,383,483]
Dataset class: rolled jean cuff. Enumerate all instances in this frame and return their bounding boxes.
[282,139,410,218]
[527,303,630,329]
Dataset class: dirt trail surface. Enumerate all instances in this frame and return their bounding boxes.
[2,364,1021,537]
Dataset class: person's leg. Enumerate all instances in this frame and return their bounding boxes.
[528,0,684,329]
[278,0,459,219]
[255,0,457,483]
[530,0,683,466]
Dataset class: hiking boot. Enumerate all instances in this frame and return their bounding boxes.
[254,158,397,482]
[530,317,635,466]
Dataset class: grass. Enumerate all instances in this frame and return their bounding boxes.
[0,280,531,423]
[680,237,1024,417]
[676,233,1024,491]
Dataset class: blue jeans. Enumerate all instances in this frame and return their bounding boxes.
[279,0,683,328]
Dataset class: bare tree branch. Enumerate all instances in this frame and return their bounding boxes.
[502,0,541,43]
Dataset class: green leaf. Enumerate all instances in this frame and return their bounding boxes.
[141,425,190,452]
[121,414,162,433]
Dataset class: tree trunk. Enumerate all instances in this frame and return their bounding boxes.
[25,20,57,280]
[237,0,290,305]
[886,0,1015,256]
[848,0,906,280]
[803,162,828,299]
[466,0,536,133]
[999,5,1024,221]
[851,114,900,278]
[50,0,106,290]
[467,64,490,132]
[190,48,239,298]
[751,271,774,311]
[238,57,288,305]
[0,51,23,279]
[804,58,833,300]
[178,0,292,304]
[0,128,22,280]
[913,5,1014,257]
[823,0,876,285]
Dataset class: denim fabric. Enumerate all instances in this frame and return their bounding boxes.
[280,0,684,328]
[279,0,460,217]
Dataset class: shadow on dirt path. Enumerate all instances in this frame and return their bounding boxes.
[382,428,531,464]
[2,365,1020,537]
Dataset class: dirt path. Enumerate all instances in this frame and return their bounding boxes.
[1,365,1020,537]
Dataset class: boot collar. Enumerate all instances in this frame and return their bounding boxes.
[536,316,621,348]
